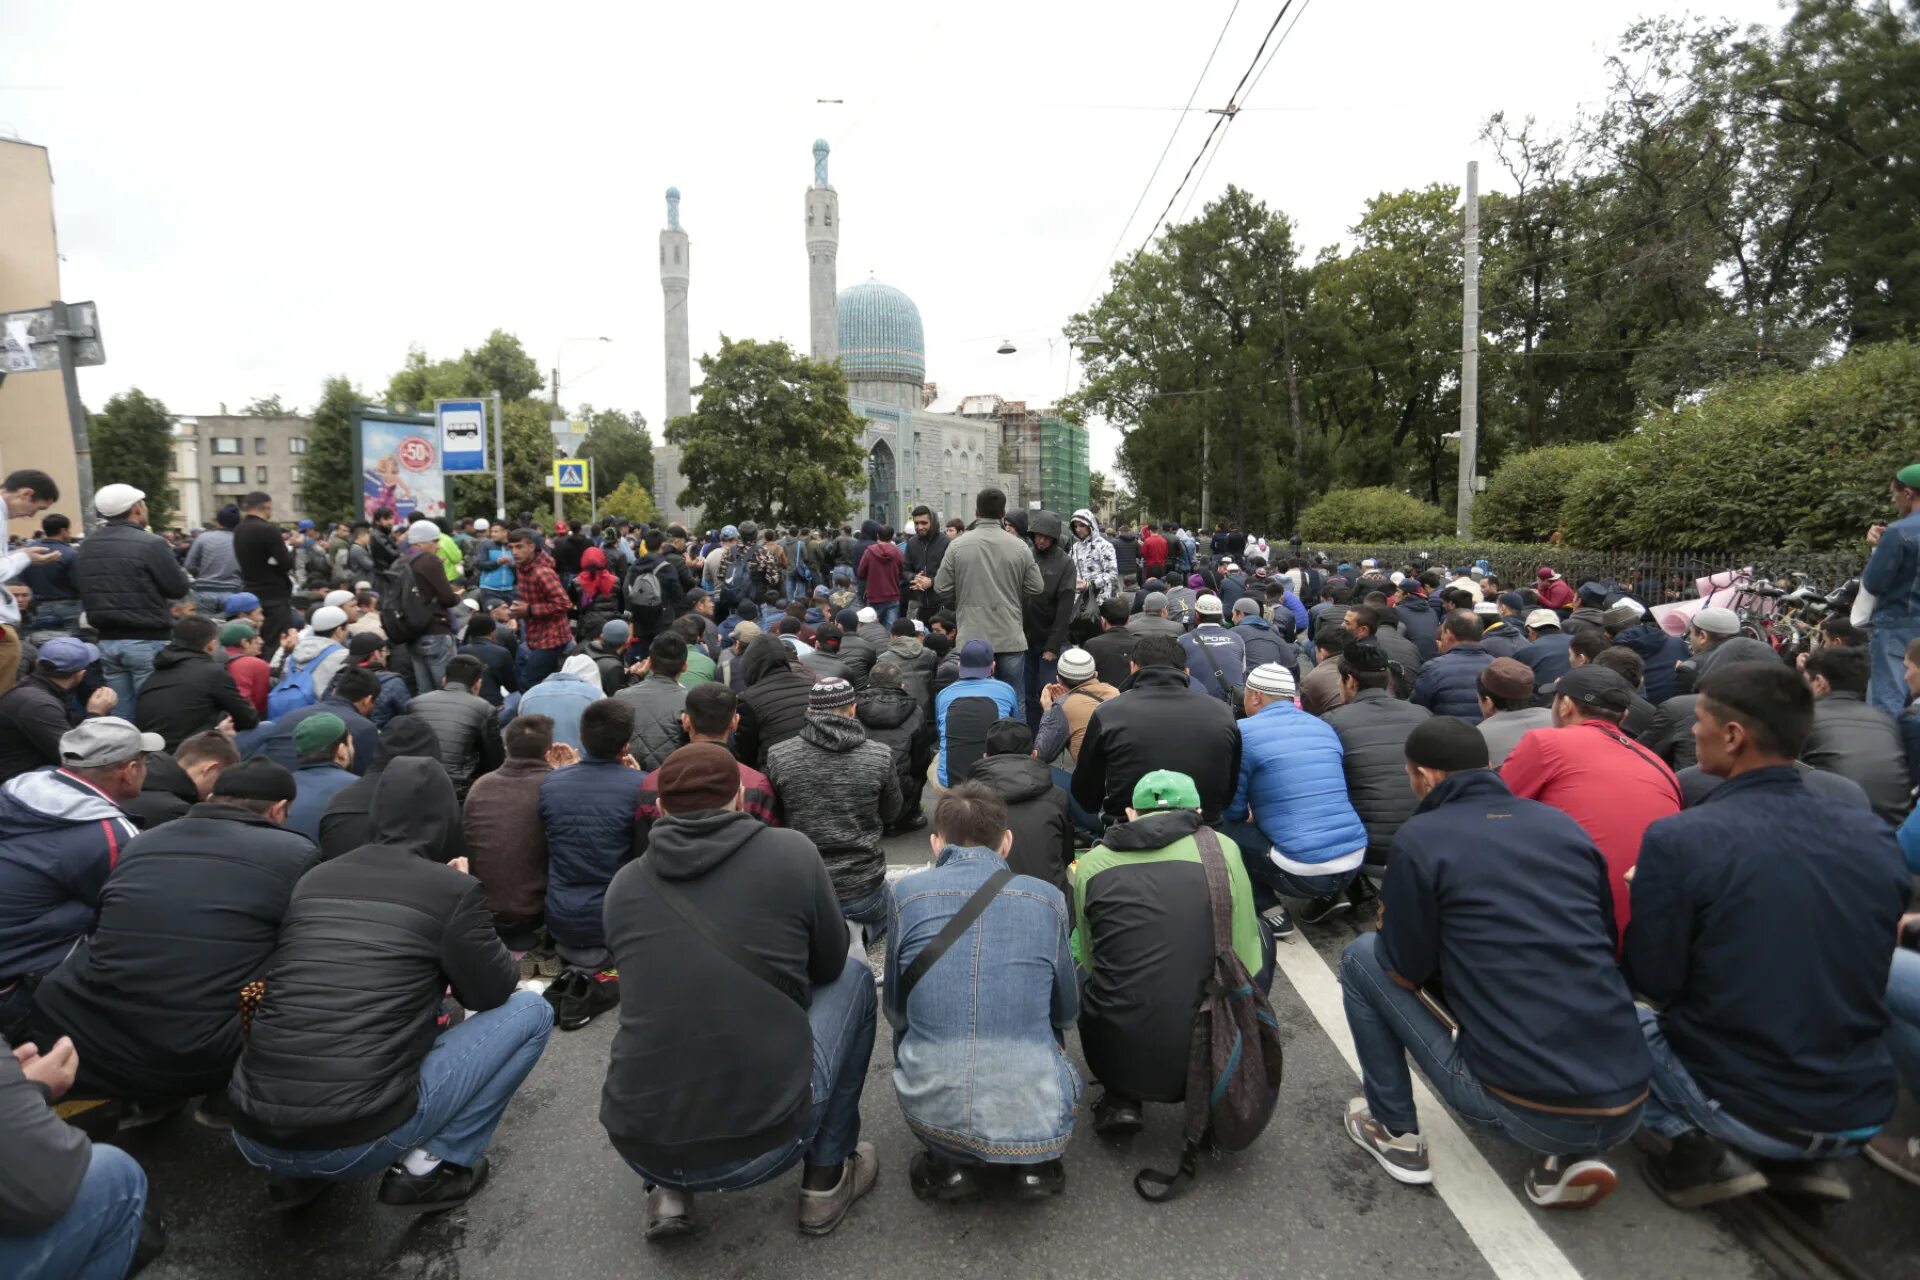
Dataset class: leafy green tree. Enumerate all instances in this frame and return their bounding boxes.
[1087,470,1114,519]
[573,405,652,500]
[88,390,177,529]
[482,400,558,525]
[666,336,865,530]
[303,375,362,525]
[383,332,553,523]
[600,474,660,525]
[1298,487,1453,543]
[1472,443,1614,542]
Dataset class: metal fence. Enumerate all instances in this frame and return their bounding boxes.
[1304,543,1866,603]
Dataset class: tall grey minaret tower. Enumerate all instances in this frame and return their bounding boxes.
[660,186,691,423]
[805,139,839,364]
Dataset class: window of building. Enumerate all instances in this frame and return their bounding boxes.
[214,466,243,484]
[290,495,305,515]
[288,437,307,454]
[255,466,270,484]
[212,437,241,455]
[288,466,303,483]
[254,437,268,454]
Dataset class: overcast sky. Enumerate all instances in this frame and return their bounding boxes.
[3,0,1789,478]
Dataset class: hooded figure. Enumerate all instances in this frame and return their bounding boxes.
[1023,511,1078,661]
[734,634,815,768]
[1068,508,1118,613]
[318,715,466,863]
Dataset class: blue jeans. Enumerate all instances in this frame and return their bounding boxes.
[1869,622,1917,718]
[192,589,232,618]
[407,634,457,696]
[0,1143,146,1280]
[1216,818,1357,911]
[25,599,83,635]
[1889,948,1920,1099]
[840,883,890,943]
[1023,648,1058,731]
[622,955,877,1190]
[1636,1004,1870,1160]
[1341,933,1643,1153]
[518,643,568,690]
[1050,766,1103,838]
[994,651,1025,702]
[233,991,554,1179]
[98,639,165,716]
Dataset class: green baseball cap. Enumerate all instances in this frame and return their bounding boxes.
[291,712,348,756]
[1898,463,1920,489]
[1131,769,1201,813]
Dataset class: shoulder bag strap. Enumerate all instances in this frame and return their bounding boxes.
[1065,687,1112,706]
[1190,826,1235,957]
[647,865,807,1007]
[899,866,1014,1004]
[1195,635,1240,705]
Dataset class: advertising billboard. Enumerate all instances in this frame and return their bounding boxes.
[355,411,444,522]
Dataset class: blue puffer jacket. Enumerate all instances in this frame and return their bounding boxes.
[1395,594,1441,661]
[1614,624,1690,704]
[539,756,647,953]
[0,770,140,979]
[1227,700,1368,865]
[1410,644,1495,722]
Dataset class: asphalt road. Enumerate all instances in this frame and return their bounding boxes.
[125,829,1917,1280]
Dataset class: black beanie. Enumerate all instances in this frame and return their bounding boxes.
[1403,717,1490,773]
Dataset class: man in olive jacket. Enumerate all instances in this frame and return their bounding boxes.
[934,488,1042,698]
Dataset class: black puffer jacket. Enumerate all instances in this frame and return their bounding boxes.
[1071,665,1241,825]
[402,688,502,797]
[132,644,260,749]
[1803,692,1912,825]
[122,751,199,830]
[228,758,515,1149]
[0,674,83,784]
[856,683,933,805]
[969,753,1073,908]
[74,519,192,640]
[734,636,814,769]
[1323,688,1431,865]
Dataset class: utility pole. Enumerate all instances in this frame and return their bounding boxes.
[1277,272,1304,532]
[1455,161,1480,537]
[52,302,96,526]
[550,366,564,526]
[1199,423,1211,535]
[490,389,505,522]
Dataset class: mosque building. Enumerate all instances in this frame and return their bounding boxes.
[651,141,1016,532]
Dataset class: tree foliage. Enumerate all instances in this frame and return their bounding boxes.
[573,405,652,500]
[302,375,362,526]
[666,336,865,530]
[242,393,293,416]
[88,389,176,530]
[599,474,661,525]
[1471,443,1614,543]
[1298,487,1453,543]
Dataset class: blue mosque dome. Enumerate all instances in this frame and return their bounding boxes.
[836,280,925,384]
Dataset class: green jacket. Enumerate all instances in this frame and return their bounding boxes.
[1072,811,1263,976]
[933,518,1043,654]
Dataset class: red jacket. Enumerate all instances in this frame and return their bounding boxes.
[1141,532,1169,570]
[1500,718,1682,944]
[225,649,272,714]
[1535,577,1577,611]
[857,541,904,605]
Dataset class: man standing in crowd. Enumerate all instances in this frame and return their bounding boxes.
[599,743,879,1240]
[886,781,1078,1201]
[1341,718,1649,1208]
[75,484,192,714]
[21,509,82,636]
[1019,511,1076,729]
[934,488,1043,697]
[184,505,243,617]
[396,520,462,693]
[233,491,297,653]
[228,757,552,1213]
[1626,664,1910,1207]
[508,529,573,687]
[1862,463,1920,715]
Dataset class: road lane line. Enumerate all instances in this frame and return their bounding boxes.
[1271,936,1586,1280]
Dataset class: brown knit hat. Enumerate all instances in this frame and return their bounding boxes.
[654,743,741,814]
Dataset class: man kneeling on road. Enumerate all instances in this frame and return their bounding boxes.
[1340,717,1651,1209]
[886,781,1080,1201]
[599,743,879,1241]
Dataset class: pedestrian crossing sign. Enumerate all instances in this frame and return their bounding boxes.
[553,459,590,492]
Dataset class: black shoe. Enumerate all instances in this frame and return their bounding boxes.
[1758,1157,1852,1203]
[1260,903,1295,941]
[115,1098,189,1132]
[556,972,620,1031]
[890,813,928,836]
[129,1210,166,1277]
[193,1092,237,1131]
[377,1157,491,1214]
[1093,1092,1144,1138]
[1643,1132,1768,1208]
[908,1150,982,1202]
[1347,875,1380,908]
[266,1177,333,1213]
[1012,1159,1066,1200]
[1297,895,1352,925]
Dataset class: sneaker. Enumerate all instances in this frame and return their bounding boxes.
[1297,895,1352,925]
[1758,1157,1852,1202]
[265,1177,333,1213]
[129,1209,166,1277]
[192,1092,237,1132]
[1524,1155,1618,1209]
[534,950,564,979]
[556,972,620,1032]
[908,1150,983,1202]
[797,1141,877,1236]
[1344,1097,1432,1185]
[1092,1092,1144,1138]
[377,1157,491,1213]
[1864,1133,1920,1187]
[1347,874,1380,909]
[1261,903,1295,941]
[643,1185,695,1240]
[1642,1132,1768,1208]
[1011,1159,1066,1201]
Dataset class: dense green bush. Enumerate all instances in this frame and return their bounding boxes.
[1556,342,1920,550]
[1298,487,1453,543]
[1472,443,1614,543]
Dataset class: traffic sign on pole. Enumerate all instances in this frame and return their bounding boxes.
[553,459,591,493]
[437,398,489,473]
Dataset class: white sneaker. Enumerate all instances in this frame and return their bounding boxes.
[1524,1155,1617,1209]
[1343,1097,1432,1185]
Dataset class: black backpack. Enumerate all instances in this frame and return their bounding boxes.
[380,557,438,644]
[1134,825,1284,1202]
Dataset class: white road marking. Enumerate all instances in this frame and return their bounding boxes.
[1271,936,1586,1280]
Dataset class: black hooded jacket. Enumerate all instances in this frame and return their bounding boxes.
[1072,665,1242,825]
[121,750,200,830]
[318,715,466,862]
[968,753,1074,907]
[734,635,814,768]
[132,644,260,749]
[229,758,515,1149]
[599,809,848,1171]
[1023,510,1078,656]
[856,682,933,803]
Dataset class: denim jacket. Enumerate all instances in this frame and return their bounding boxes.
[1864,509,1920,625]
[884,844,1082,1162]
[475,543,516,593]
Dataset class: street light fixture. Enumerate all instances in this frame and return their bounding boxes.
[997,338,1017,354]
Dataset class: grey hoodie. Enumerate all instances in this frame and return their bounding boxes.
[763,710,902,901]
